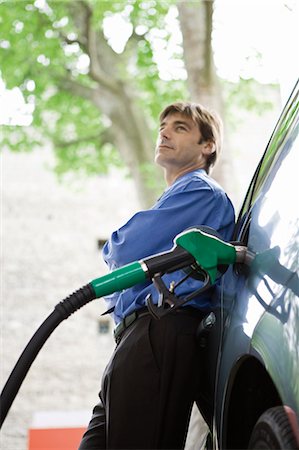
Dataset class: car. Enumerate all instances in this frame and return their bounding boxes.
[205,78,299,449]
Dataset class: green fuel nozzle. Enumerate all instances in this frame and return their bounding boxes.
[174,228,238,284]
[54,227,250,323]
[90,227,245,300]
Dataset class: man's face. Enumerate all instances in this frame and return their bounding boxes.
[155,112,208,171]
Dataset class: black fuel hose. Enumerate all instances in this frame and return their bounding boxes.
[0,283,96,428]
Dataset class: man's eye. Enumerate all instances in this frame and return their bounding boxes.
[177,126,187,131]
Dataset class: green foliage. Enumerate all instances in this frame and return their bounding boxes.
[223,77,278,130]
[0,0,185,178]
[49,91,124,178]
[225,78,275,113]
[0,0,278,186]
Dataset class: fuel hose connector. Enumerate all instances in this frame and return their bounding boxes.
[234,245,255,266]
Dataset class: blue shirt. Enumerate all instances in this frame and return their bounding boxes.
[102,169,235,324]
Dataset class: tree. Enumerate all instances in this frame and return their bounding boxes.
[177,1,233,189]
[1,0,273,206]
[0,0,189,206]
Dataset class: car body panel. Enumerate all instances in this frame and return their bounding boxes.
[212,79,299,449]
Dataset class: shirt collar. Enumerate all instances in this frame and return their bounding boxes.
[171,168,206,186]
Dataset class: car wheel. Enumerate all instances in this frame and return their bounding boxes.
[248,406,298,449]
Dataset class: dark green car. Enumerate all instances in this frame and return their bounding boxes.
[208,79,299,449]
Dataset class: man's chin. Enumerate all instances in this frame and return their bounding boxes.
[154,154,161,165]
[155,154,165,167]
[155,154,174,168]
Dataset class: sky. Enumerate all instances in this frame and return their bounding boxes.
[213,0,298,99]
[0,0,298,126]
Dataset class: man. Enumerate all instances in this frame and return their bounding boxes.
[79,102,235,449]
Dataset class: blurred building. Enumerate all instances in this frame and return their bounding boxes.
[1,148,139,449]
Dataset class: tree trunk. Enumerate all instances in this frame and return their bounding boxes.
[106,85,164,208]
[65,1,163,208]
[177,0,233,191]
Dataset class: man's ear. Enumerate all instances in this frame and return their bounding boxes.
[201,140,215,155]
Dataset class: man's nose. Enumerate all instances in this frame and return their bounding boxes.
[160,126,170,139]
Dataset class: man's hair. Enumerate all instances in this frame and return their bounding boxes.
[159,102,223,173]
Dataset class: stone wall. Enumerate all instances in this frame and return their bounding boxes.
[1,149,139,449]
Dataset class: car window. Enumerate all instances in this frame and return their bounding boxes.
[234,80,299,243]
[228,82,299,339]
[249,123,298,297]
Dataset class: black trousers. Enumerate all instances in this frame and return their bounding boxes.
[78,308,208,450]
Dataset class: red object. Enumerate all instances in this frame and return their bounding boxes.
[28,411,89,450]
[28,427,86,450]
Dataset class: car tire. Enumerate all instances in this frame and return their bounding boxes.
[248,406,298,449]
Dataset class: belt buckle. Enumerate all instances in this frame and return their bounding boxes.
[114,311,138,344]
[124,311,137,328]
[113,323,123,343]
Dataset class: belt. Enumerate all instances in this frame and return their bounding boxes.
[113,306,205,344]
[114,307,150,343]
